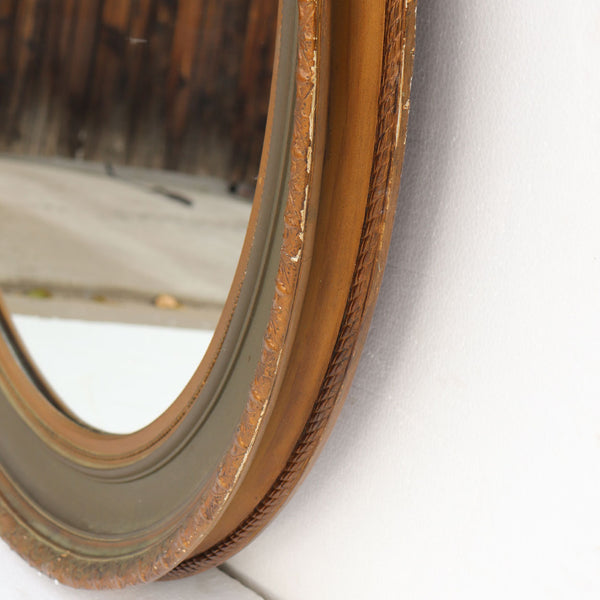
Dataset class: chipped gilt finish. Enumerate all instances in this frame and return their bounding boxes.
[0,0,416,588]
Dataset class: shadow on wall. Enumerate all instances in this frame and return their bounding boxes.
[223,2,475,595]
[343,0,471,441]
[220,3,487,597]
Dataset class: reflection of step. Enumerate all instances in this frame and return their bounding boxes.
[3,293,221,330]
[0,157,252,326]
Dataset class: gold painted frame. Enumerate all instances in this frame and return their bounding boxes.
[0,0,416,588]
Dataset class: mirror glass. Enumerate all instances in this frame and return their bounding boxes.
[0,0,278,433]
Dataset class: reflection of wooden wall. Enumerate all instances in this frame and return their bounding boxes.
[0,0,278,185]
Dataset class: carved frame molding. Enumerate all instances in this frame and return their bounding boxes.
[0,0,417,588]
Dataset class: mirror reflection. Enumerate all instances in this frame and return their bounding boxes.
[0,0,278,433]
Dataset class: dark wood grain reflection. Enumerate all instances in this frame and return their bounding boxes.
[0,0,277,186]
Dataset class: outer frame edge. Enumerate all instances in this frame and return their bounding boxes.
[165,0,418,578]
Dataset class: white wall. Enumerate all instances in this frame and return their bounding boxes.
[225,1,600,598]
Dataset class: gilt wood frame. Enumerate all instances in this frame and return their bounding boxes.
[0,0,416,588]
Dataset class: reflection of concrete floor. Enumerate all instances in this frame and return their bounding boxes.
[0,156,251,327]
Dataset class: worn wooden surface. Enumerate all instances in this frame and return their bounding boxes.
[0,0,277,185]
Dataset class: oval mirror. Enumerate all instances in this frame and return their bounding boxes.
[0,0,417,588]
[0,0,277,433]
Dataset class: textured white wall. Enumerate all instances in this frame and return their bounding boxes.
[226,1,600,598]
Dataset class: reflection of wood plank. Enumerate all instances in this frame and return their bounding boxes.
[165,0,204,170]
[27,1,66,155]
[4,0,40,149]
[0,0,16,143]
[127,0,176,169]
[0,0,17,85]
[38,0,76,156]
[0,0,277,186]
[124,0,156,163]
[60,0,103,156]
[85,0,132,162]
[231,0,279,184]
